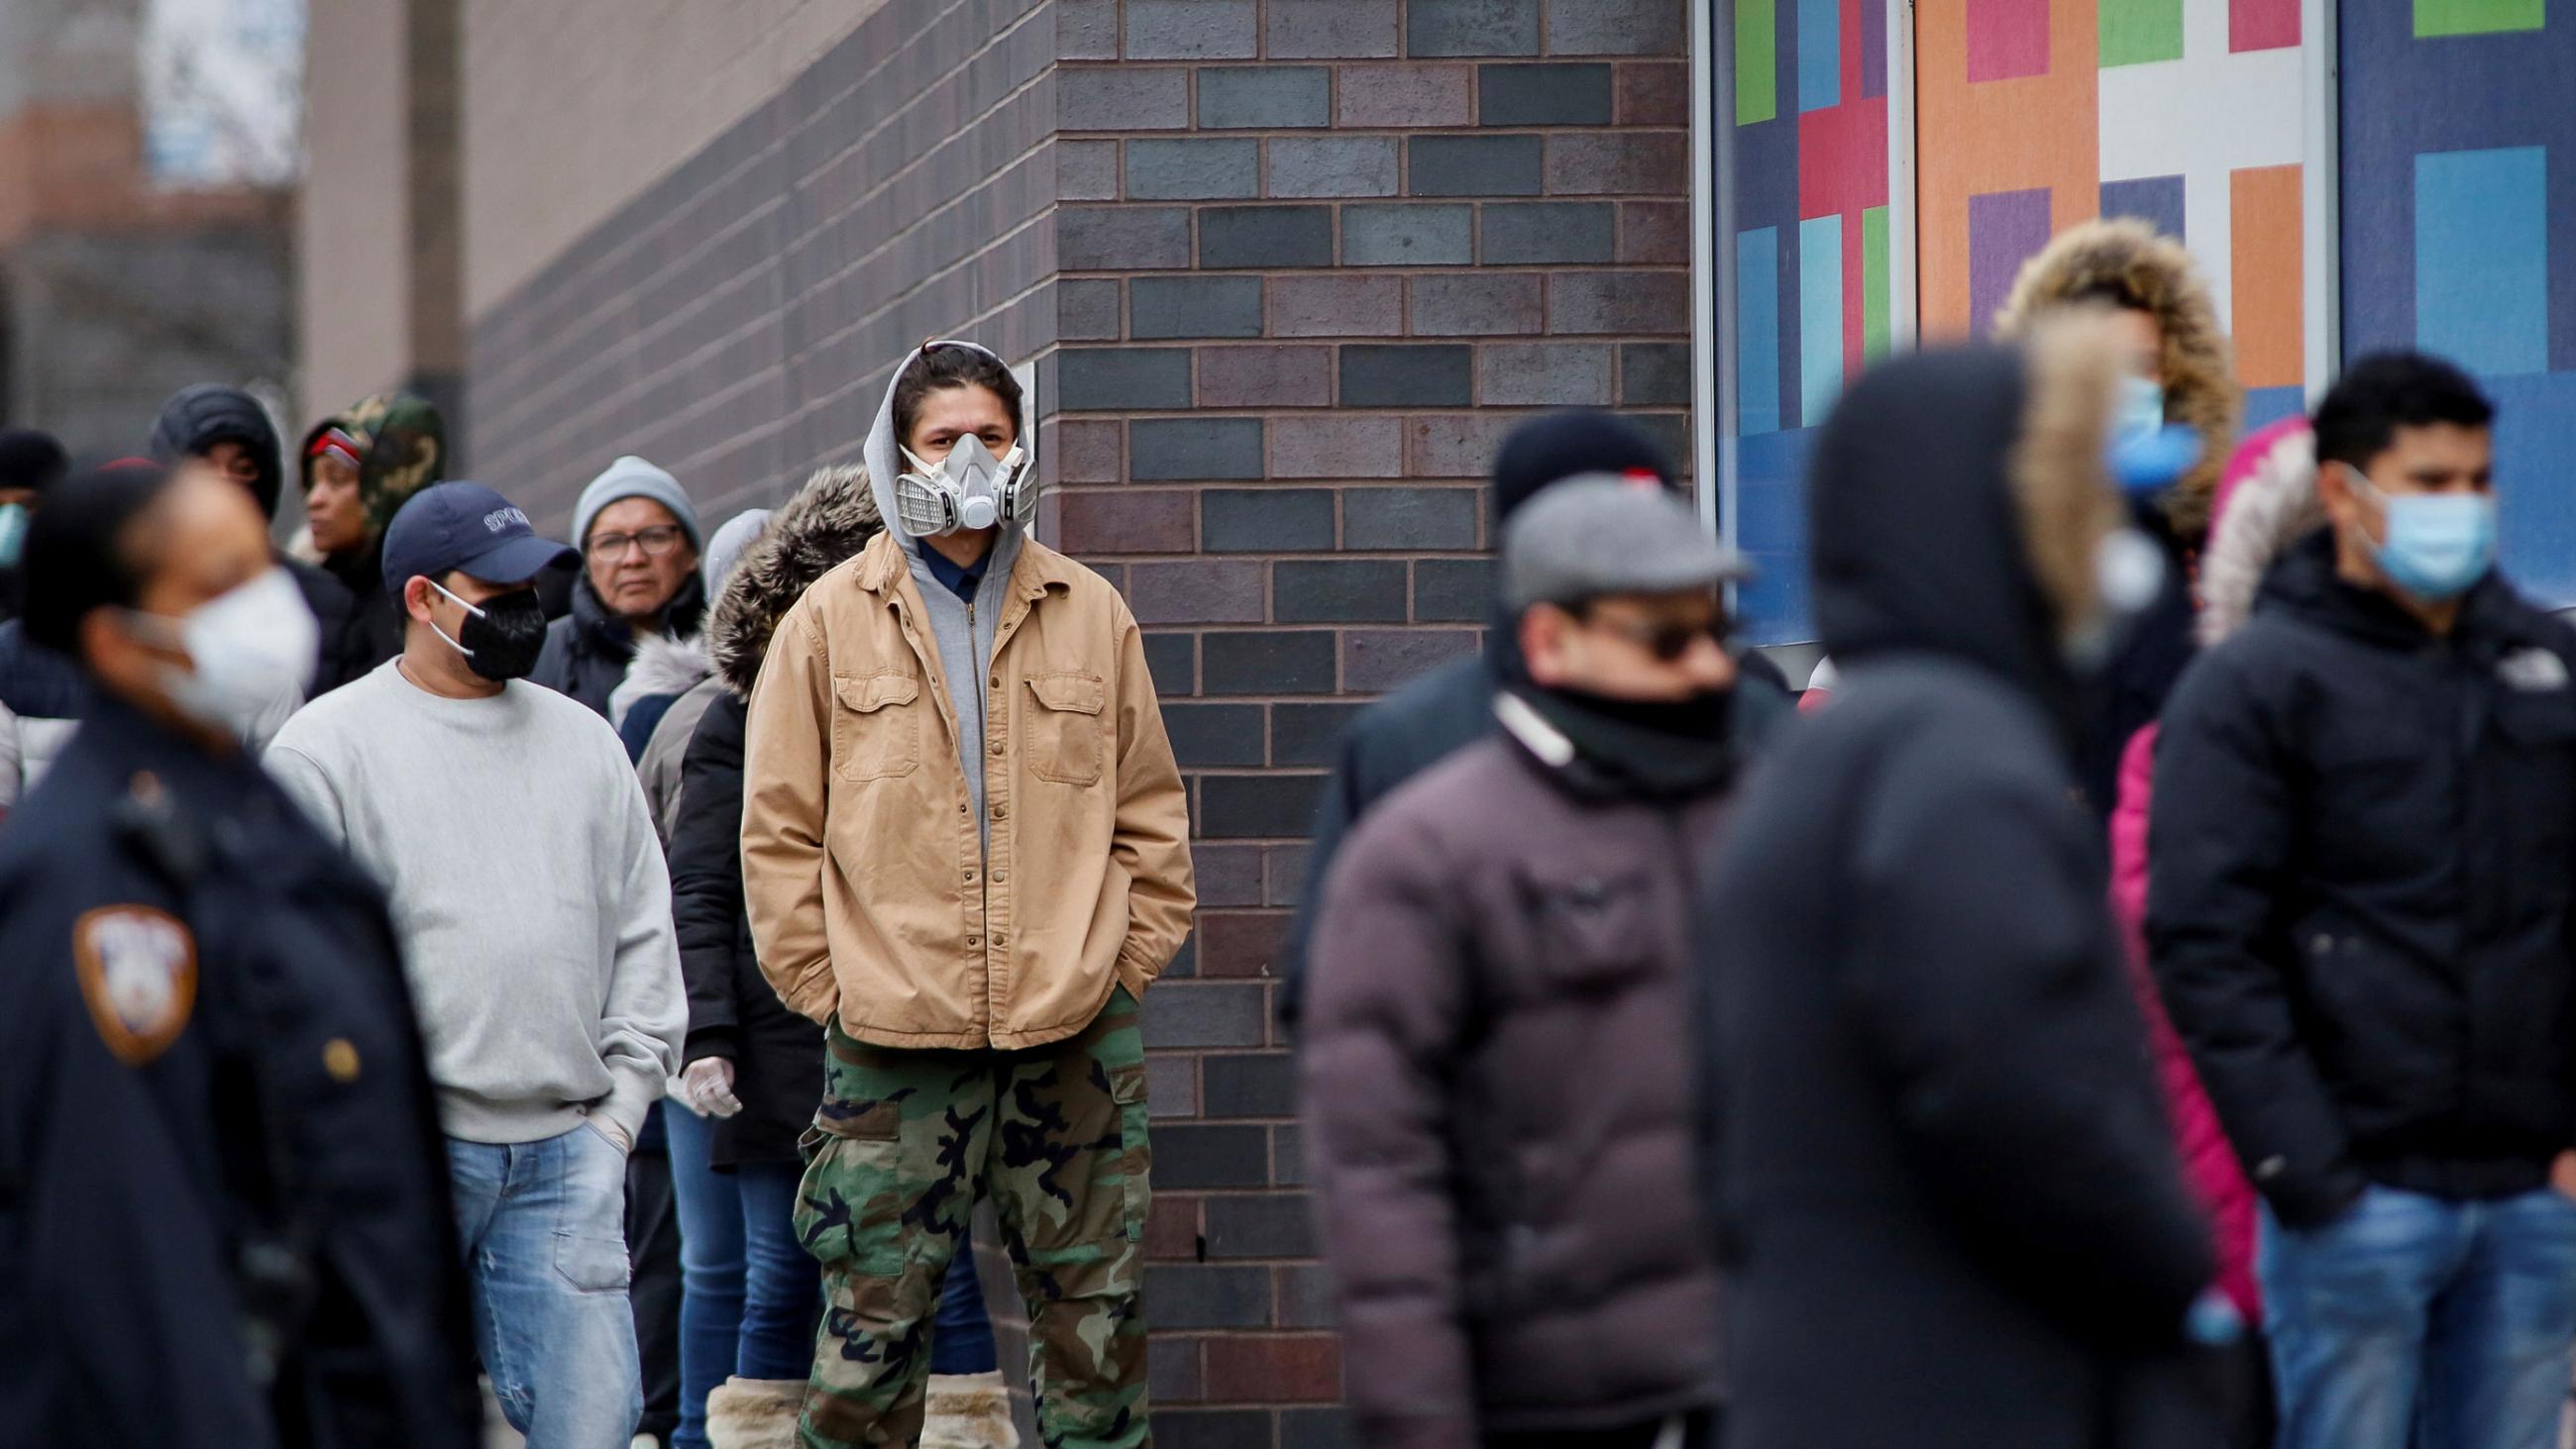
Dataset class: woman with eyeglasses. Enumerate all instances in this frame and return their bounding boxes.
[530,456,708,720]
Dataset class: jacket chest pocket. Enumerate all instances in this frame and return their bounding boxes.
[831,671,921,781]
[1023,671,1107,785]
[1518,868,1661,995]
[2493,689,2576,857]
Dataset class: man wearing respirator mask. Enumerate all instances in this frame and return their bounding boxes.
[741,339,1193,1448]
[267,481,687,1449]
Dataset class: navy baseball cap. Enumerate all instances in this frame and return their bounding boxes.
[381,480,578,591]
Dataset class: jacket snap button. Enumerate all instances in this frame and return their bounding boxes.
[2311,933,2334,955]
[991,803,1008,820]
[322,1038,361,1083]
[967,937,980,948]
[2255,1155,2288,1181]
[990,738,1005,754]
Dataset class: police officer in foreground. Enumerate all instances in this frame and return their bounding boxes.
[0,460,480,1448]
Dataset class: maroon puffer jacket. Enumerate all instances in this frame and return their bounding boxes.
[1301,723,1726,1448]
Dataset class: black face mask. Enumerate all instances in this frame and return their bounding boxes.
[433,582,548,680]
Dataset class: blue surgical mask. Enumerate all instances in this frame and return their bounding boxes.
[2115,374,2166,445]
[0,503,25,569]
[2348,466,2497,602]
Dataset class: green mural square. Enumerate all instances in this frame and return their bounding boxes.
[1738,0,1777,126]
[2100,0,2185,65]
[1863,207,1891,362]
[2414,0,2544,36]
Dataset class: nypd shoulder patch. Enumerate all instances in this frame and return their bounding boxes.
[72,905,197,1066]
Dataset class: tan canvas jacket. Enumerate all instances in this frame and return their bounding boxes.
[741,529,1194,1049]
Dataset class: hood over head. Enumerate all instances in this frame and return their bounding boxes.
[862,338,1020,546]
[299,391,447,541]
[2197,417,2321,648]
[0,429,68,497]
[1991,218,2240,543]
[710,464,885,698]
[1810,314,2127,714]
[149,384,283,518]
[702,507,772,597]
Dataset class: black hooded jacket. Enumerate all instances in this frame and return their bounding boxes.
[532,571,707,719]
[1701,346,2217,1449]
[666,466,881,1166]
[2150,533,2576,1225]
[149,386,361,695]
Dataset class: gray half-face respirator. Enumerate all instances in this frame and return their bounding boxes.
[895,435,1035,536]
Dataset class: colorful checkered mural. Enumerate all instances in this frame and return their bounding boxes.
[1725,0,2315,642]
[1729,0,1895,639]
[2340,2,2576,601]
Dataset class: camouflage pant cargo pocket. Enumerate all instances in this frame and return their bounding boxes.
[1109,1062,1150,1244]
[795,1098,906,1278]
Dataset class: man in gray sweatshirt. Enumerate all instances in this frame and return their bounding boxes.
[267,481,686,1449]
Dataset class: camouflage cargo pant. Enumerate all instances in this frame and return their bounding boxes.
[795,988,1150,1448]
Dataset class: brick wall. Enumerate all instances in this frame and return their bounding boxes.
[1049,3,1689,1443]
[465,0,1060,530]
[455,3,1691,1444]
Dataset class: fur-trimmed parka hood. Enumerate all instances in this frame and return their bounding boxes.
[708,464,885,698]
[2198,417,2321,649]
[608,632,710,733]
[1812,313,2128,729]
[1992,219,2241,544]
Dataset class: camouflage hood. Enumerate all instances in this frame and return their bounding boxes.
[300,392,447,539]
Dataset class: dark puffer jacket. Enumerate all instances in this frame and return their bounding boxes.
[1278,638,1791,1030]
[667,465,881,1166]
[149,385,360,695]
[2150,533,2576,1226]
[532,571,706,719]
[1702,339,2218,1449]
[1300,701,1741,1445]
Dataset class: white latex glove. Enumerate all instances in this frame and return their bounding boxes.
[682,1057,745,1119]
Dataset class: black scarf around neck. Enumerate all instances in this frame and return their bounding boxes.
[1509,684,1739,800]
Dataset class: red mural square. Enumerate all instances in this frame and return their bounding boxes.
[1966,0,2052,82]
[1798,97,1890,221]
[2229,0,2299,52]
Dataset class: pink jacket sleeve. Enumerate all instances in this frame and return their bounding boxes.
[2111,723,2264,1320]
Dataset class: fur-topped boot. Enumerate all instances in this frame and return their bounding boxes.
[921,1371,1020,1449]
[705,1376,805,1449]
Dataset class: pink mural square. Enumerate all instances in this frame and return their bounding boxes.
[2230,0,2299,51]
[1966,0,2052,82]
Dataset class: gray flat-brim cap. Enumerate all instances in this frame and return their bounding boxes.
[1502,473,1750,611]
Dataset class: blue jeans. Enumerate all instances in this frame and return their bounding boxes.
[2261,1184,2576,1449]
[447,1124,643,1449]
[666,1106,825,1449]
[930,1231,1000,1377]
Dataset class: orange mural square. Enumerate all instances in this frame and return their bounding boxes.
[1914,0,2101,338]
[2230,164,2304,388]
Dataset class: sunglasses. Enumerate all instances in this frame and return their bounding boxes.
[1576,608,1734,663]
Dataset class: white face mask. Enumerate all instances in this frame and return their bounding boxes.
[2062,526,2168,673]
[125,567,315,735]
[896,435,1033,537]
